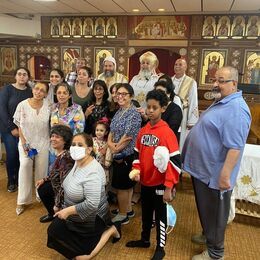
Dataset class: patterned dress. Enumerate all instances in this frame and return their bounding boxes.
[93,137,112,184]
[51,103,85,135]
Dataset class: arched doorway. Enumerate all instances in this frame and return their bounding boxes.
[128,48,180,81]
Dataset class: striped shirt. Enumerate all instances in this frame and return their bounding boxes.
[62,159,110,228]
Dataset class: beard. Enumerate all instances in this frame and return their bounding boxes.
[139,69,152,80]
[104,70,115,78]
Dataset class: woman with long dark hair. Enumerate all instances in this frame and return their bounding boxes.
[84,80,110,134]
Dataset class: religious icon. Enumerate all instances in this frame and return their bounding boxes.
[129,16,189,40]
[95,18,105,38]
[243,51,260,84]
[61,47,81,74]
[51,18,60,37]
[72,18,82,37]
[231,16,245,38]
[94,48,114,77]
[62,18,71,37]
[200,50,227,85]
[1,47,17,75]
[246,16,259,39]
[106,18,117,38]
[217,16,230,38]
[202,16,216,38]
[83,18,93,38]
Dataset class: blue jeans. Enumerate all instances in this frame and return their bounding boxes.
[1,132,19,186]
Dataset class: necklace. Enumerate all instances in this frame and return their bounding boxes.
[136,78,149,89]
[118,104,131,120]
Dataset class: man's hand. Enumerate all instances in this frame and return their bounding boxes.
[129,169,140,181]
[163,187,173,203]
[218,171,231,190]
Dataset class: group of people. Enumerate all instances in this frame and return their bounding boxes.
[0,51,251,260]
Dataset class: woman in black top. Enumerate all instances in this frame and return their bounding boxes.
[0,67,32,192]
[154,80,182,141]
[84,80,110,134]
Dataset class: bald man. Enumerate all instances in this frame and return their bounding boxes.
[97,56,128,91]
[182,67,251,259]
[172,59,199,152]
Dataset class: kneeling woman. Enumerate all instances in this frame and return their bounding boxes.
[47,133,120,259]
[36,124,74,223]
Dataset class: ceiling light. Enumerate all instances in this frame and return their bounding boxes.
[132,9,140,12]
[158,9,165,12]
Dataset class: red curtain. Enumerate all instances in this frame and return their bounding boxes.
[128,48,180,81]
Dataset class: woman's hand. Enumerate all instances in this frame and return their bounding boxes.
[109,143,118,154]
[35,179,44,189]
[100,146,107,156]
[163,187,173,203]
[54,207,70,220]
[85,105,95,118]
[54,206,76,220]
[53,206,60,214]
[11,128,19,137]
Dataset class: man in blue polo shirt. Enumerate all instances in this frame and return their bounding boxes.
[182,66,251,260]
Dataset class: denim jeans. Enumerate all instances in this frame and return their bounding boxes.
[1,132,19,186]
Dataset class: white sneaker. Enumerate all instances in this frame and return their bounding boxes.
[192,250,224,260]
[112,214,129,225]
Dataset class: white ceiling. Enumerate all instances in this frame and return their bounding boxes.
[0,0,259,16]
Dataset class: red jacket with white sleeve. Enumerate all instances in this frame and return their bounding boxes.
[133,120,181,188]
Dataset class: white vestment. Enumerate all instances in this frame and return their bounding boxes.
[172,74,199,152]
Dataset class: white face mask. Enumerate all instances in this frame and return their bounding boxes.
[70,146,86,161]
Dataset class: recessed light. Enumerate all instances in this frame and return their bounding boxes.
[158,8,165,12]
[132,9,140,12]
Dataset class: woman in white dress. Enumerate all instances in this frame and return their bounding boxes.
[14,82,51,215]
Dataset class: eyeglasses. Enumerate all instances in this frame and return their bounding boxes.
[211,78,234,84]
[116,92,130,97]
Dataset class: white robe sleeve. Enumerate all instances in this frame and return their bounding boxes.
[187,80,199,126]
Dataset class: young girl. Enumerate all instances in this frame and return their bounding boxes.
[93,117,112,185]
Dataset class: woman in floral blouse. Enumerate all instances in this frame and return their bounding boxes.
[50,82,85,135]
[108,83,142,224]
[36,125,74,223]
[84,80,110,134]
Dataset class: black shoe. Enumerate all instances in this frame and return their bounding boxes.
[112,221,121,243]
[126,239,150,248]
[40,214,54,223]
[151,247,165,260]
[7,184,18,193]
